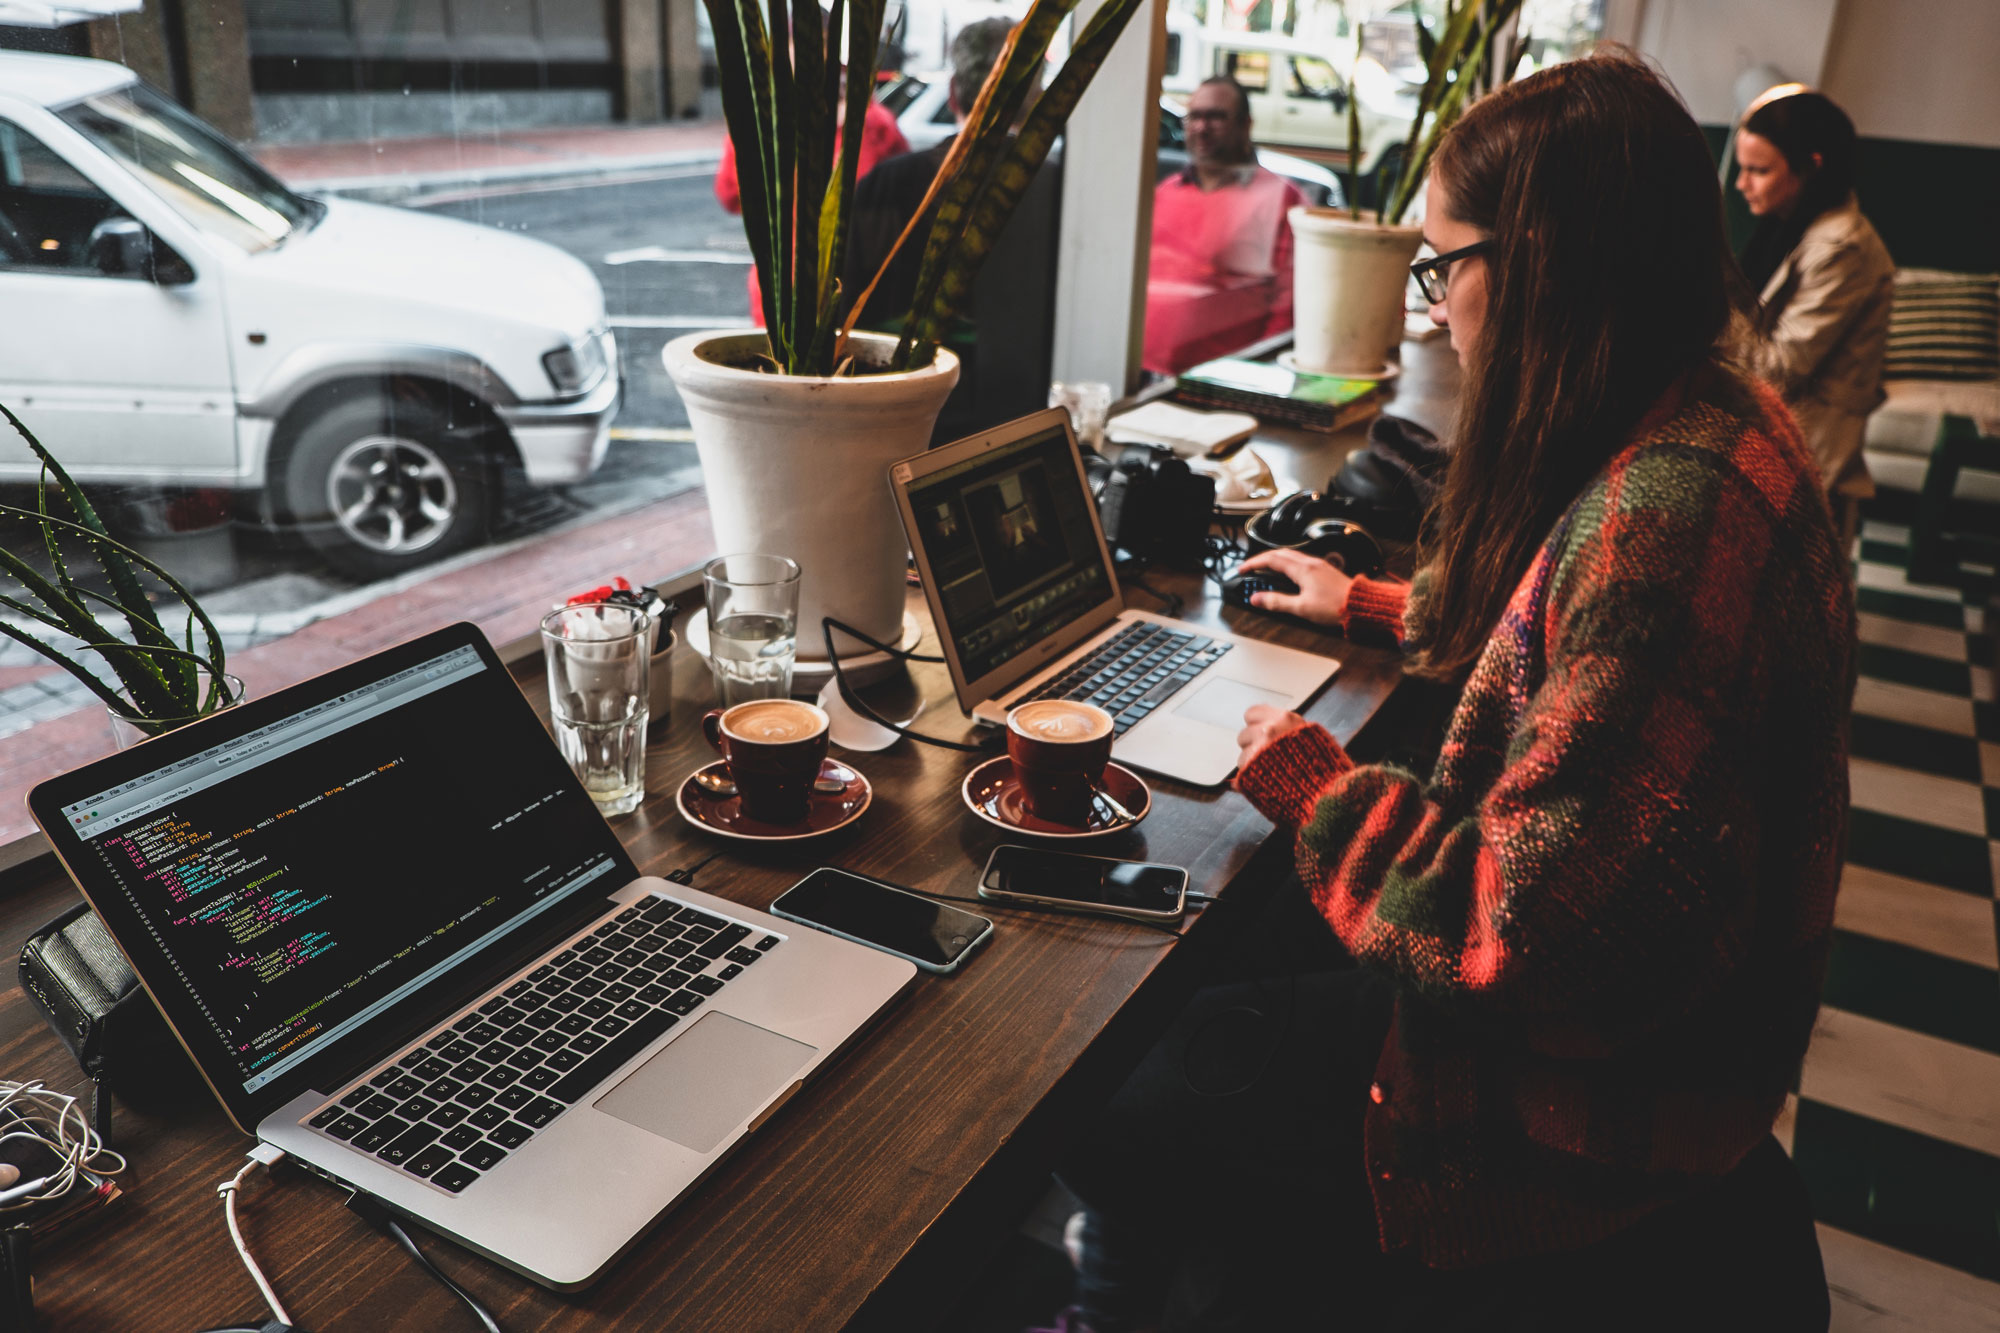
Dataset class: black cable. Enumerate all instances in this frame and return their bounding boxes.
[346,1191,501,1333]
[821,616,1001,754]
[665,850,724,885]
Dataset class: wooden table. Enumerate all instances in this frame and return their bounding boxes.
[0,343,1456,1331]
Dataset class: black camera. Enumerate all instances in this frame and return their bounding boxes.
[1083,443,1216,569]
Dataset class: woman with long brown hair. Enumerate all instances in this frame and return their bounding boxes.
[1042,52,1852,1332]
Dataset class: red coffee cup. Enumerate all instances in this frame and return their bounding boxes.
[1006,700,1115,826]
[701,699,830,824]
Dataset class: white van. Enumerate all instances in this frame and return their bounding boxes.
[0,52,618,577]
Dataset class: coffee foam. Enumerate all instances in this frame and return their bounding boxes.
[724,699,827,743]
[1009,699,1113,742]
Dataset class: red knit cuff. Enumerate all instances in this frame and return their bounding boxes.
[1342,576,1409,646]
[1236,723,1355,830]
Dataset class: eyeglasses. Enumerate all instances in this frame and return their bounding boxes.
[1409,240,1493,304]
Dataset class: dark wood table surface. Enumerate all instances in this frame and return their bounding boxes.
[0,341,1457,1331]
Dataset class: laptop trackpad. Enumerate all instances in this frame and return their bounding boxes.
[1172,677,1291,730]
[594,1012,817,1153]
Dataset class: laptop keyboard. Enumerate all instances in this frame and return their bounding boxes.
[1019,623,1233,735]
[304,894,781,1194]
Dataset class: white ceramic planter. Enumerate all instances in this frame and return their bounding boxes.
[663,331,960,660]
[1289,208,1425,378]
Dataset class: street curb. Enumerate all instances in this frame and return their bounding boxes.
[283,146,725,203]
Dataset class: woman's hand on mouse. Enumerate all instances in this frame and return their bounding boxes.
[1236,704,1311,775]
[1238,549,1353,626]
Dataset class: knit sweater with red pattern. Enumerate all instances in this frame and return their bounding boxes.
[1236,368,1854,1268]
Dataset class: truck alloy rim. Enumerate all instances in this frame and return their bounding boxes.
[326,434,459,555]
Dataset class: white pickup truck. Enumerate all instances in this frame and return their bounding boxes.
[0,51,619,577]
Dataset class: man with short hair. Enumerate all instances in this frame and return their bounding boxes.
[1144,76,1304,375]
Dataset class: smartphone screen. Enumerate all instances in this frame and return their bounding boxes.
[771,869,992,971]
[980,845,1187,915]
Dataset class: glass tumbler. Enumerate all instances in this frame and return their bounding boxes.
[703,553,801,707]
[541,603,651,816]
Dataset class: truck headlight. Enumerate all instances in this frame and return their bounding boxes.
[543,330,609,395]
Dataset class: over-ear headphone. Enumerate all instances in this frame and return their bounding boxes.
[1245,492,1386,576]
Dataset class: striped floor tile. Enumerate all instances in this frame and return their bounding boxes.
[1791,519,2000,1329]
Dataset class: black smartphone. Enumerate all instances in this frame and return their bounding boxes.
[770,869,994,974]
[977,845,1189,922]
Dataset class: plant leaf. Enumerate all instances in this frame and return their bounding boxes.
[1384,0,1520,225]
[704,0,786,361]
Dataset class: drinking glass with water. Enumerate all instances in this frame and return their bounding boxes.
[541,603,651,816]
[704,553,801,707]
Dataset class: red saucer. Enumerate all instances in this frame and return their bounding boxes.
[676,758,871,841]
[961,757,1150,839]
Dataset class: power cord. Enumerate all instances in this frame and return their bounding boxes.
[821,616,1001,754]
[200,1144,296,1333]
[346,1191,501,1333]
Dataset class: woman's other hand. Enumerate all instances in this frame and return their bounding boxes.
[1237,705,1311,775]
[1238,548,1354,626]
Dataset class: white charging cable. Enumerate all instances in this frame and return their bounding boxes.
[216,1144,292,1330]
[0,1079,127,1209]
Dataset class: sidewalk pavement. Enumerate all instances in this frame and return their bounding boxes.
[254,118,730,199]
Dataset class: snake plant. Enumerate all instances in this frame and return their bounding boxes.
[1357,0,1527,226]
[704,0,1147,376]
[1,402,234,736]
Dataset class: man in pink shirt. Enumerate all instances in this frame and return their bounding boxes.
[1144,76,1304,375]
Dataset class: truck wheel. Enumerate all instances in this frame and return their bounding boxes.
[280,393,494,580]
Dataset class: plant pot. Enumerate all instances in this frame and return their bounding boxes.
[1289,209,1425,379]
[105,670,247,749]
[109,487,239,594]
[663,331,960,660]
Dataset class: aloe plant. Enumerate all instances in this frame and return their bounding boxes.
[1349,0,1527,226]
[704,0,1147,377]
[0,403,234,736]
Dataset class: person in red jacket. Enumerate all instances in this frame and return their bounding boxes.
[714,91,910,326]
[1045,53,1851,1333]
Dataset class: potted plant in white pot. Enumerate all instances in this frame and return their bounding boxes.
[1290,0,1524,377]
[666,0,1145,668]
[1,405,240,747]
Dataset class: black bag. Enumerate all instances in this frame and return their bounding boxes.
[1326,414,1451,543]
[17,903,197,1140]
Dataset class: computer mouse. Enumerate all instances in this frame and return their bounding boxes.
[1221,568,1300,609]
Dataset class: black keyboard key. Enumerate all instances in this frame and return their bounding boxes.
[532,1030,569,1053]
[358,1093,400,1121]
[491,1121,535,1150]
[309,1106,344,1130]
[719,963,743,981]
[679,926,715,947]
[504,979,534,999]
[442,1123,484,1151]
[546,1049,584,1071]
[595,964,630,984]
[378,1122,441,1166]
[469,1105,509,1131]
[327,1114,370,1141]
[602,982,637,1002]
[434,1162,481,1193]
[517,1097,564,1129]
[697,924,752,960]
[481,1066,521,1089]
[505,1047,543,1071]
[580,946,614,966]
[547,1008,680,1103]
[557,1013,593,1035]
[477,996,510,1016]
[450,1012,484,1033]
[662,939,695,960]
[368,1068,402,1089]
[641,895,680,921]
[580,997,615,1019]
[455,1083,496,1109]
[439,1039,478,1063]
[571,977,606,997]
[615,999,651,1021]
[405,1144,457,1179]
[501,1023,537,1046]
[558,961,593,982]
[625,967,659,989]
[636,984,672,1005]
[687,974,724,997]
[453,1058,492,1082]
[664,990,705,1016]
[462,1141,508,1171]
[492,1005,528,1026]
[592,1015,629,1037]
[521,1066,560,1091]
[659,968,693,990]
[429,1102,470,1130]
[339,1087,373,1109]
[399,1095,441,1122]
[425,1030,458,1052]
[631,936,665,955]
[675,906,726,931]
[410,1057,451,1083]
[571,1032,608,1054]
[592,922,622,939]
[426,1076,467,1102]
[650,920,686,939]
[355,1116,411,1154]
[726,947,762,966]
[615,905,644,924]
[497,1085,534,1110]
[523,1007,562,1031]
[756,935,780,951]
[477,1041,511,1064]
[549,992,584,1013]
[553,948,579,966]
[465,1022,502,1045]
[613,948,648,968]
[529,964,557,983]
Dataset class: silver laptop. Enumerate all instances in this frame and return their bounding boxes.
[27,622,914,1291]
[890,408,1338,787]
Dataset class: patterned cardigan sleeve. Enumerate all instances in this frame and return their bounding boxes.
[1237,447,1791,1056]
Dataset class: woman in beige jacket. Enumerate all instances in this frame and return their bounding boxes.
[1736,89,1895,516]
